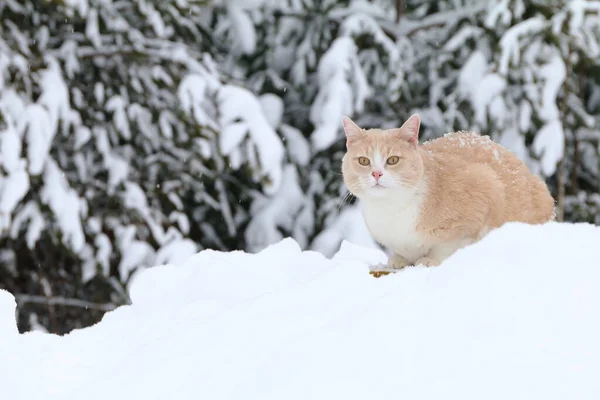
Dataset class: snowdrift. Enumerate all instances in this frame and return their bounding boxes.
[2,222,600,399]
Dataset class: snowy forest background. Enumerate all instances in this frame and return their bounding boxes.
[1,0,600,334]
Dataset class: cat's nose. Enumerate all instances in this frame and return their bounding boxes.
[371,171,383,180]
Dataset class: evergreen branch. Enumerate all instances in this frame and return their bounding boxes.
[388,3,487,38]
[74,45,202,61]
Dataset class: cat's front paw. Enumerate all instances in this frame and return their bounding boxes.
[387,253,410,270]
[414,256,440,267]
[369,254,412,278]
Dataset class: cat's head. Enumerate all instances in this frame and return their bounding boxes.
[341,114,424,199]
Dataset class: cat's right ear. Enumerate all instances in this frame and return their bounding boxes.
[342,116,362,146]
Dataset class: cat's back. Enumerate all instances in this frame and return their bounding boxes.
[422,131,532,180]
[422,131,555,223]
[422,131,512,166]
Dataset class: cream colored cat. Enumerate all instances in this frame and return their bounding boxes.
[341,114,555,269]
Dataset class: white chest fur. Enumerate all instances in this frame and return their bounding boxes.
[360,191,429,262]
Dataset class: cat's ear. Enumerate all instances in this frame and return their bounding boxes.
[399,114,420,147]
[342,116,362,145]
[384,114,420,146]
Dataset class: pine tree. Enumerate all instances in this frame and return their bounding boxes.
[409,0,600,221]
[0,0,287,333]
[201,0,408,255]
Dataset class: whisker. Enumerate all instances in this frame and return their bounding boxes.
[336,188,360,212]
[337,192,354,213]
[335,178,371,213]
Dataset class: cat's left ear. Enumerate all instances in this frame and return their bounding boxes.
[384,114,420,147]
[399,114,420,147]
[342,116,363,146]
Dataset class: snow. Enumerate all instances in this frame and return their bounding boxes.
[227,4,257,55]
[139,1,167,38]
[217,85,285,195]
[484,0,516,29]
[0,105,28,225]
[115,225,155,280]
[529,51,567,176]
[2,0,600,364]
[0,163,30,232]
[33,58,74,160]
[450,5,580,179]
[244,165,306,252]
[176,73,219,130]
[532,119,565,176]
[339,14,398,64]
[40,159,85,252]
[398,3,487,38]
[94,233,112,277]
[280,125,310,166]
[113,182,200,279]
[444,26,485,52]
[498,16,546,76]
[24,104,54,176]
[0,124,22,173]
[9,201,45,249]
[537,51,567,123]
[518,100,533,132]
[259,93,310,167]
[458,51,508,126]
[105,95,131,140]
[62,0,89,17]
[2,222,600,399]
[0,290,17,337]
[259,93,284,129]
[154,237,198,266]
[106,153,130,192]
[310,36,371,152]
[311,203,380,257]
[85,8,102,48]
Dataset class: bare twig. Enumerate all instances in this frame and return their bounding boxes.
[38,274,57,333]
[570,66,586,195]
[14,294,119,312]
[556,43,572,221]
[556,159,566,221]
[396,0,404,23]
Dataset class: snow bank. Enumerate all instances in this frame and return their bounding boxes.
[2,222,600,399]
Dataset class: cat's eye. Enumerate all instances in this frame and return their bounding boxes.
[386,156,400,165]
[358,157,370,166]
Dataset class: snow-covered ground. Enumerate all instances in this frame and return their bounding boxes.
[2,221,600,399]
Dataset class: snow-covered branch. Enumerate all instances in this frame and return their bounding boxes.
[14,294,120,312]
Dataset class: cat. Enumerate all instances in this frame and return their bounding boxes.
[341,114,556,269]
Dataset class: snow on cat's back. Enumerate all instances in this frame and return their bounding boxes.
[422,131,555,224]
